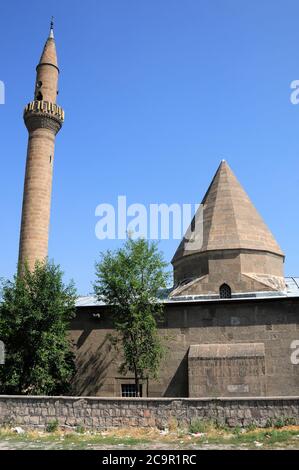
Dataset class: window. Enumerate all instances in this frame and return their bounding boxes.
[36,91,43,101]
[219,283,232,299]
[121,384,143,397]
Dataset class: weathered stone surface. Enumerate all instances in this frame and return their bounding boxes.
[18,27,63,271]
[188,343,266,397]
[171,161,285,295]
[0,396,299,430]
[72,297,299,398]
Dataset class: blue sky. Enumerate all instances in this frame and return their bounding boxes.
[0,0,299,294]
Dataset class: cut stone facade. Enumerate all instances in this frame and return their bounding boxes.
[70,295,299,398]
[188,343,266,397]
[171,161,285,297]
[16,27,298,403]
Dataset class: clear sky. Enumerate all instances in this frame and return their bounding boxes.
[0,0,299,294]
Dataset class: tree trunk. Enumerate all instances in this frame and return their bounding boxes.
[133,364,140,397]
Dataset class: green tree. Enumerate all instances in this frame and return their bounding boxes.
[0,261,76,395]
[94,238,169,396]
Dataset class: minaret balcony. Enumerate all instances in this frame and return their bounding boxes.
[24,100,64,121]
[23,100,64,134]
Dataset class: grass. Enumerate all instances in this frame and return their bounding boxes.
[0,424,299,449]
[198,429,299,445]
[186,424,299,449]
[0,427,157,450]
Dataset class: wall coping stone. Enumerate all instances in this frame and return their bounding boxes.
[1,395,299,402]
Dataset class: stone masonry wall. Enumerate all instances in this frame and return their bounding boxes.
[71,298,299,397]
[188,343,267,397]
[0,396,299,429]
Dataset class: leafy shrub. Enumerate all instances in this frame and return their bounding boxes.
[233,425,242,435]
[75,425,85,434]
[265,416,296,429]
[273,417,296,428]
[189,419,209,434]
[46,419,59,433]
[246,423,256,432]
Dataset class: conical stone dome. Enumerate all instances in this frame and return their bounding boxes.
[171,161,285,297]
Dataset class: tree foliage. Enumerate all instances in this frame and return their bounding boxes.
[0,261,76,395]
[94,238,169,396]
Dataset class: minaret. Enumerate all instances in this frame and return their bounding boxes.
[18,20,64,270]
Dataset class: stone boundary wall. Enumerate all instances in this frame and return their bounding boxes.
[0,395,299,429]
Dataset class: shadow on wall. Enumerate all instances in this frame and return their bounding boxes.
[72,332,115,396]
[163,351,189,397]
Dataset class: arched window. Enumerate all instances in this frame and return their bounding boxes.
[219,283,231,299]
[36,91,43,101]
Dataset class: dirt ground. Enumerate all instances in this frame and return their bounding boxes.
[1,425,299,450]
[0,440,299,450]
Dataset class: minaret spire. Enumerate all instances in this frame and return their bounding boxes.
[38,19,58,74]
[49,16,54,39]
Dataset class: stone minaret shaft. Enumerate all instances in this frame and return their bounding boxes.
[18,22,64,270]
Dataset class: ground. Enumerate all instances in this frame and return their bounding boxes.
[1,425,299,450]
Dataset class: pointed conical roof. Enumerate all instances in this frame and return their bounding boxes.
[37,21,58,70]
[172,160,284,263]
